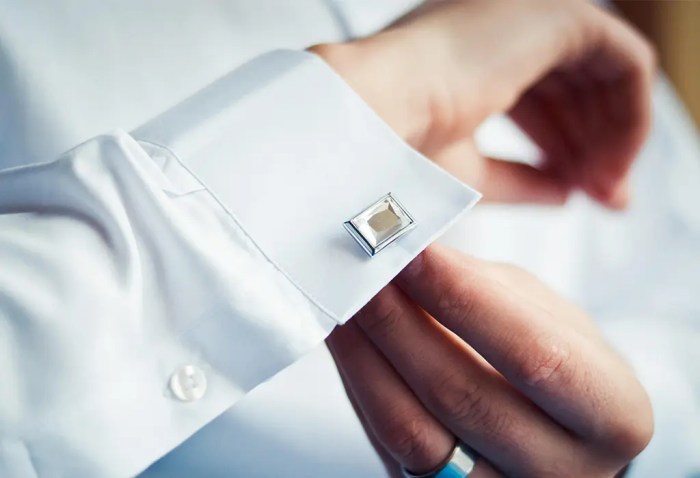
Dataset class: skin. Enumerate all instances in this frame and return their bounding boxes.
[328,246,653,477]
[311,0,655,208]
[315,0,656,476]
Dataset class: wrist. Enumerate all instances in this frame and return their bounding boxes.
[310,27,497,152]
[308,38,436,148]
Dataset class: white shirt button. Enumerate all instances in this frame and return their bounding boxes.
[169,365,207,402]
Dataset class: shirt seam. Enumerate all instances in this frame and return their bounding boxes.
[136,138,341,326]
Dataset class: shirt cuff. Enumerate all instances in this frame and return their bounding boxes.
[0,49,479,477]
[133,49,481,324]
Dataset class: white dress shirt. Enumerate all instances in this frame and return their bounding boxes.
[0,1,478,476]
[0,1,698,477]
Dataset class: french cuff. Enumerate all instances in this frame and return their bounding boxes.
[123,49,478,474]
[133,49,481,326]
[1,51,478,478]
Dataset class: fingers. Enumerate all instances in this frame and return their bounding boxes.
[394,244,653,457]
[509,65,636,210]
[327,320,455,473]
[572,8,655,207]
[352,285,593,477]
[508,87,579,188]
[478,158,570,205]
[431,138,571,205]
[504,5,655,210]
[328,312,544,478]
[483,261,607,343]
[330,247,652,476]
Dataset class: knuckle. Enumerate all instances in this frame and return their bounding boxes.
[428,372,519,466]
[358,286,405,339]
[477,405,515,447]
[428,370,493,429]
[510,335,572,389]
[437,272,480,323]
[637,36,658,74]
[422,247,484,323]
[611,10,657,78]
[382,414,442,470]
[626,33,657,82]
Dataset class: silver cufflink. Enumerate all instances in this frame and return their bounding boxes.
[344,193,416,257]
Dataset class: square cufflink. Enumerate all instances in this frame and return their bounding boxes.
[344,193,416,257]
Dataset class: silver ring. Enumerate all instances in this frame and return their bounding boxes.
[402,442,478,478]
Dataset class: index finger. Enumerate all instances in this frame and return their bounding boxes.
[393,244,651,453]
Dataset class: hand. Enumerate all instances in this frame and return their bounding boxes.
[327,245,653,477]
[311,0,655,208]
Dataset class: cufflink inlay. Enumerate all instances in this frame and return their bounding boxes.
[344,193,416,257]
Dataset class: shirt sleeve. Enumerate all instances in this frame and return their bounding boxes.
[0,49,480,477]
